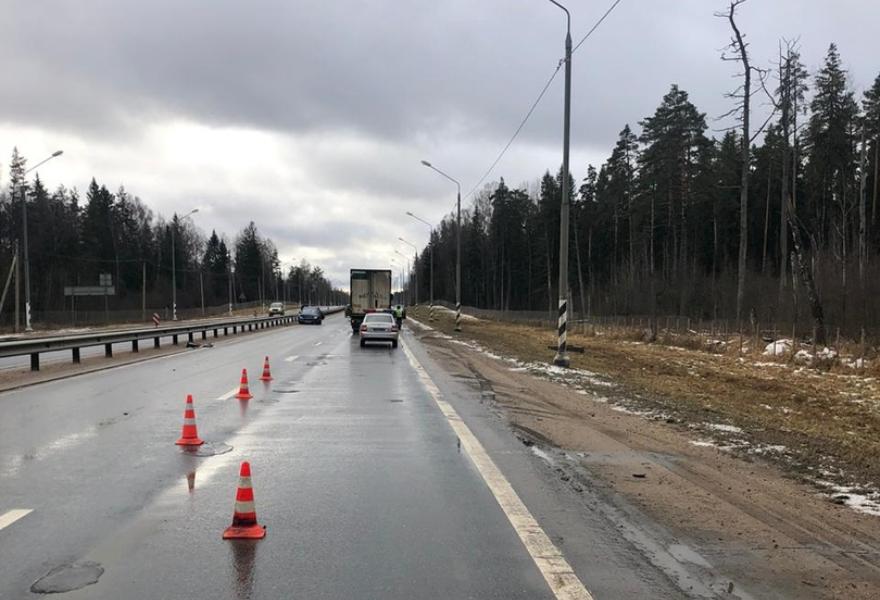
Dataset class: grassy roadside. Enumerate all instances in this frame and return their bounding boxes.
[410,306,880,493]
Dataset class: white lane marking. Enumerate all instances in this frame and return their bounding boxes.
[402,341,594,600]
[314,341,322,347]
[217,387,240,401]
[284,355,299,363]
[0,509,33,531]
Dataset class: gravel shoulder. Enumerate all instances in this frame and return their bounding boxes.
[408,308,880,599]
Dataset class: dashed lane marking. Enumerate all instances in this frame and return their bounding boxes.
[402,340,595,600]
[284,355,299,363]
[314,342,322,347]
[0,509,33,531]
[217,387,239,401]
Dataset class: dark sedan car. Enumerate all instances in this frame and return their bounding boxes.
[298,306,324,325]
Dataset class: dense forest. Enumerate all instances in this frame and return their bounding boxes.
[409,41,880,341]
[0,160,343,328]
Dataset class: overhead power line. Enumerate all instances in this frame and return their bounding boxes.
[572,0,623,54]
[462,0,624,200]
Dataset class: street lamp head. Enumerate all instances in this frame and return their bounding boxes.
[52,150,63,157]
[420,160,432,167]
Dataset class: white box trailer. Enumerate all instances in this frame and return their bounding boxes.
[349,269,392,332]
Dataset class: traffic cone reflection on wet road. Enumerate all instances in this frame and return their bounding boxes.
[175,394,204,446]
[235,368,253,400]
[259,356,272,381]
[223,461,266,539]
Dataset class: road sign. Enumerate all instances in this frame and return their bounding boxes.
[64,286,116,296]
[99,273,112,287]
[152,313,161,327]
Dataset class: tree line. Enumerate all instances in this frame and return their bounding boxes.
[0,156,343,327]
[409,40,880,341]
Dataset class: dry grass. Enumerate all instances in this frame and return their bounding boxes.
[411,307,880,487]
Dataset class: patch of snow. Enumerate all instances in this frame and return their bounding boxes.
[432,306,480,321]
[690,440,717,447]
[752,444,787,454]
[815,480,880,517]
[706,423,743,434]
[754,361,786,368]
[530,445,557,465]
[842,357,867,369]
[818,347,839,361]
[760,403,774,410]
[763,339,792,356]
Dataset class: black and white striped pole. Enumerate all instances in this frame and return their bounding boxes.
[549,0,572,367]
[421,160,462,332]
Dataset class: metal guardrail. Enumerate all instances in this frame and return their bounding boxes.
[0,307,345,372]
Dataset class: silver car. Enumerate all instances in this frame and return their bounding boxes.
[268,302,285,316]
[359,312,399,348]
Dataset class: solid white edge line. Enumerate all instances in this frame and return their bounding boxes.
[217,387,240,401]
[401,340,594,600]
[0,509,33,531]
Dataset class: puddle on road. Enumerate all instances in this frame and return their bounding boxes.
[182,442,233,457]
[31,562,104,594]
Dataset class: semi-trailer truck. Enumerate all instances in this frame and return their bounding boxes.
[348,269,392,332]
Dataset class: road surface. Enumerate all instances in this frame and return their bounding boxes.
[0,313,683,599]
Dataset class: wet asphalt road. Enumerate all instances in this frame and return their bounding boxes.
[0,313,683,599]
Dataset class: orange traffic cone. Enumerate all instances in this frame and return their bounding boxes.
[259,356,272,381]
[175,394,204,446]
[223,461,266,539]
[236,368,253,400]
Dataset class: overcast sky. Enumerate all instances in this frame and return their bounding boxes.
[2,0,877,289]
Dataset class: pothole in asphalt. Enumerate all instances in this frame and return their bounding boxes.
[274,389,300,394]
[31,562,104,594]
[183,442,233,457]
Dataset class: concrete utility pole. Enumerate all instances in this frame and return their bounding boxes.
[421,160,462,331]
[406,211,435,320]
[171,208,198,321]
[21,150,63,331]
[548,0,572,367]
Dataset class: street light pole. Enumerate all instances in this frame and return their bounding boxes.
[21,150,63,331]
[549,0,572,367]
[398,237,419,306]
[406,211,434,321]
[393,250,409,305]
[171,208,198,321]
[421,160,462,331]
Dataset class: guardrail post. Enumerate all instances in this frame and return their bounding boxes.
[187,332,194,343]
[154,337,160,348]
[213,329,218,337]
[132,340,139,353]
[172,335,178,345]
[105,343,112,358]
[201,330,207,340]
[72,348,80,364]
[30,353,39,371]
[224,327,228,335]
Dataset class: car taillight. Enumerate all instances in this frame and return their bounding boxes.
[391,325,398,332]
[360,324,367,332]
